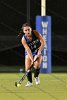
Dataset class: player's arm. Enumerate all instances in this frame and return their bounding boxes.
[33,30,45,55]
[21,36,34,63]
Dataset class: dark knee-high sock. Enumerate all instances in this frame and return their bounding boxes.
[34,68,40,78]
[27,71,32,83]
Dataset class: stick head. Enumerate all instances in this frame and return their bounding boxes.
[15,82,18,87]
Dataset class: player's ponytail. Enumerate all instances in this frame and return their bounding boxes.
[18,28,23,37]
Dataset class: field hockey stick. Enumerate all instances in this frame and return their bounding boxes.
[15,57,39,87]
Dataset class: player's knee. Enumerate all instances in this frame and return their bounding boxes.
[34,61,39,67]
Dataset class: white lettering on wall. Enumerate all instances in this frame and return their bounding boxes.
[41,21,48,69]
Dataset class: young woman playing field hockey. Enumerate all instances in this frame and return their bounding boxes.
[19,23,45,87]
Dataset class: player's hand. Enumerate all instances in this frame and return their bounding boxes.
[31,59,34,65]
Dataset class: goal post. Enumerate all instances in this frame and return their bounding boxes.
[36,0,51,73]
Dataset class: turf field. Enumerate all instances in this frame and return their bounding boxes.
[0,73,67,100]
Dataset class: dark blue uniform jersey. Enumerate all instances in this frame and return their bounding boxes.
[23,31,41,56]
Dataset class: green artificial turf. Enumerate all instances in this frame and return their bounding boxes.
[0,73,67,100]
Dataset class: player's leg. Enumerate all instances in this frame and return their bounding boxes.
[33,55,42,85]
[25,55,33,86]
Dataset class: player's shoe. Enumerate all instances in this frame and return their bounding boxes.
[35,77,40,85]
[25,81,33,87]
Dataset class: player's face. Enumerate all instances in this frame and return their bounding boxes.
[23,26,32,36]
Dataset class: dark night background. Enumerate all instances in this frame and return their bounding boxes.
[0,0,67,72]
